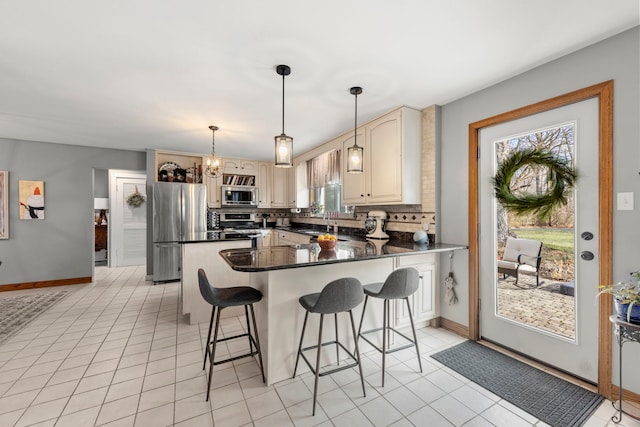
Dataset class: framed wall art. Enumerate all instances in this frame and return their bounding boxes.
[0,171,7,238]
[19,180,45,220]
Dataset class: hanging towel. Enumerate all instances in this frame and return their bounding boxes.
[444,253,458,305]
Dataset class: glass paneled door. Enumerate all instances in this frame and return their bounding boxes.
[479,98,599,382]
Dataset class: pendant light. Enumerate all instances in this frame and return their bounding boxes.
[274,64,293,168]
[347,86,364,173]
[205,125,222,178]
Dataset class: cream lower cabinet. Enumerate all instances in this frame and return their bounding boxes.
[259,230,272,247]
[341,106,421,206]
[274,230,311,246]
[393,254,437,330]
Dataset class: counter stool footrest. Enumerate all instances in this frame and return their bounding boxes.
[299,340,360,377]
[212,349,260,366]
[359,327,418,354]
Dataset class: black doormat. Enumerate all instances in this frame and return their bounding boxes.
[431,340,603,427]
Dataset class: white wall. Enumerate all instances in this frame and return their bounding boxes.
[438,27,639,392]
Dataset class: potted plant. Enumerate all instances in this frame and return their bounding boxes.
[598,272,640,324]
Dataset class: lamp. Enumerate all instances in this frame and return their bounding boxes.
[347,86,363,173]
[205,125,222,178]
[274,64,293,168]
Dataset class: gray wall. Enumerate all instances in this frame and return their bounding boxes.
[0,138,145,285]
[438,27,639,390]
[94,169,109,198]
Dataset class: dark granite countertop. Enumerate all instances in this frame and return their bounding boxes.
[179,231,259,244]
[219,240,467,272]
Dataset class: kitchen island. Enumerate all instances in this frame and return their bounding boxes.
[180,232,258,324]
[219,240,466,385]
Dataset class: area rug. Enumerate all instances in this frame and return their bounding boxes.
[0,291,70,344]
[431,340,603,427]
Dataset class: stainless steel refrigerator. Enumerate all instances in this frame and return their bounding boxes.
[153,182,207,282]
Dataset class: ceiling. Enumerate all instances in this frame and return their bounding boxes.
[1,1,638,162]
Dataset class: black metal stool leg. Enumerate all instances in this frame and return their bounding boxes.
[245,305,254,356]
[206,307,222,402]
[405,297,422,373]
[293,311,309,378]
[349,309,366,397]
[312,314,324,416]
[249,304,265,383]
[203,306,216,370]
[357,295,369,338]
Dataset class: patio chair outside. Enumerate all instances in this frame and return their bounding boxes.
[497,237,543,288]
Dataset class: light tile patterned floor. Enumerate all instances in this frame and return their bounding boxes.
[0,265,637,427]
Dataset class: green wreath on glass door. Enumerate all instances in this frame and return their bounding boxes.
[492,147,577,220]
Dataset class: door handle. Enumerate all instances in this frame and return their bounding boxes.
[580,251,594,261]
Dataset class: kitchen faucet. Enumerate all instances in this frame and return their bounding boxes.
[324,212,331,232]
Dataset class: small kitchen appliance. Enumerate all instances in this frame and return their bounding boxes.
[365,210,389,239]
[220,185,258,207]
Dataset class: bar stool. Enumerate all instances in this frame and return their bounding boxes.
[198,268,265,401]
[357,267,422,386]
[293,277,366,415]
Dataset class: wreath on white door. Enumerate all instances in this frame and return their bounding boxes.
[126,186,146,208]
[492,147,576,220]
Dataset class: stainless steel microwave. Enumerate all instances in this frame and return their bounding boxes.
[221,186,258,206]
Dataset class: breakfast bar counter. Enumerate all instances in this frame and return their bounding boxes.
[217,240,466,385]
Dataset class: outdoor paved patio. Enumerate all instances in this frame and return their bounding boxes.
[496,275,576,339]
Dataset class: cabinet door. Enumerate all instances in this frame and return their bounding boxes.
[414,264,435,320]
[240,160,257,174]
[257,162,271,208]
[393,257,437,329]
[341,131,366,205]
[287,166,296,207]
[205,175,221,208]
[271,166,288,207]
[367,110,403,204]
[223,158,241,173]
[259,232,272,247]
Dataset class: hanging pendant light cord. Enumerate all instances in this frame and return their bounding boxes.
[281,72,285,135]
[353,91,358,147]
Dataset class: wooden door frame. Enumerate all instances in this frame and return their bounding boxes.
[467,80,614,397]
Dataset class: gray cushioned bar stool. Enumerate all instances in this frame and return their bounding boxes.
[198,268,265,401]
[293,277,366,415]
[357,267,423,386]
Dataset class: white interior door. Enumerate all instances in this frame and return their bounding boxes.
[479,98,599,382]
[110,171,147,267]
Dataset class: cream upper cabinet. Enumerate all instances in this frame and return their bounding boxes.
[341,106,421,205]
[205,175,222,208]
[271,166,288,207]
[223,159,257,175]
[257,162,271,208]
[288,165,296,207]
[340,130,366,205]
[271,164,299,208]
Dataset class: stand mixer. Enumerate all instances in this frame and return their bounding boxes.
[364,210,389,239]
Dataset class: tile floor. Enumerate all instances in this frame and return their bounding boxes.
[0,265,638,427]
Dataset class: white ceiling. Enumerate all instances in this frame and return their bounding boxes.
[1,1,638,161]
